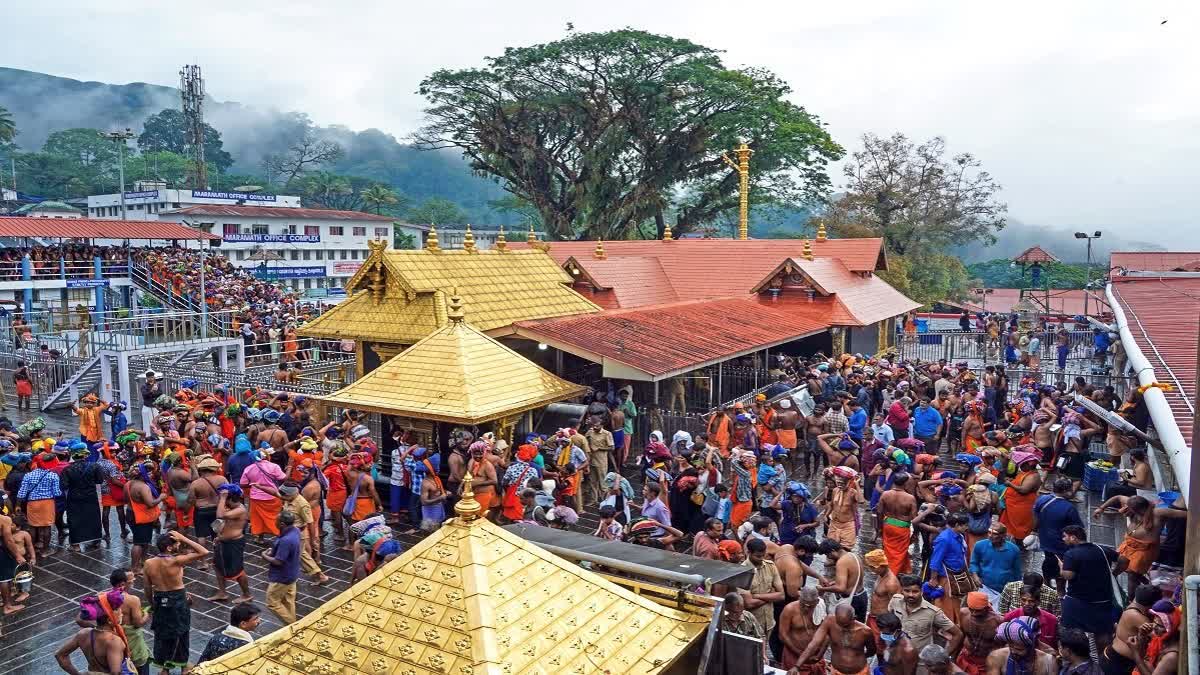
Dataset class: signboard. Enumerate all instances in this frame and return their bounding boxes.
[326,287,347,296]
[223,234,320,244]
[305,288,329,298]
[66,279,110,289]
[192,189,277,203]
[123,190,159,200]
[331,261,363,275]
[254,266,326,280]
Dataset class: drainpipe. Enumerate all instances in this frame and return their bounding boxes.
[1187,576,1200,675]
[93,256,105,329]
[1105,283,1191,501]
[20,255,32,317]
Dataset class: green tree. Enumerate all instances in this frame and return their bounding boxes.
[123,151,193,187]
[393,229,417,250]
[137,109,234,172]
[362,184,406,215]
[43,128,117,168]
[406,197,467,225]
[0,106,15,144]
[416,29,842,240]
[825,133,1007,255]
[37,128,119,194]
[965,259,1090,289]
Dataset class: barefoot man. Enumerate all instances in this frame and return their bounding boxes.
[0,509,30,613]
[144,531,208,675]
[209,486,252,603]
[957,591,1003,675]
[778,587,824,672]
[864,549,899,636]
[876,472,917,575]
[986,618,1056,674]
[796,603,878,675]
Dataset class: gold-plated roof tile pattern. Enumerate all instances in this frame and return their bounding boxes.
[191,517,709,675]
[317,318,587,424]
[297,291,442,343]
[299,248,599,341]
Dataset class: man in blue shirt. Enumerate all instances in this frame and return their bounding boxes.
[1033,478,1084,590]
[969,523,1023,607]
[910,397,943,448]
[927,513,970,616]
[846,399,868,443]
[263,510,301,624]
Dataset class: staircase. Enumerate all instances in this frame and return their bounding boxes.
[42,353,104,411]
[128,261,229,337]
[162,346,215,369]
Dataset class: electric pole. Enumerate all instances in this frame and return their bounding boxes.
[105,129,135,219]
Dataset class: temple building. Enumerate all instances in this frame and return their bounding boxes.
[190,475,714,675]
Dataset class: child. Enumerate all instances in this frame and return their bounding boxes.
[555,463,582,513]
[103,402,129,440]
[701,483,732,529]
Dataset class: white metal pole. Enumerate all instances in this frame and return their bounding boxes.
[199,238,208,338]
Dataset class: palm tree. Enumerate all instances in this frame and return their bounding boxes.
[362,184,402,215]
[0,106,15,143]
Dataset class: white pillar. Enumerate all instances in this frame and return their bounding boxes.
[217,346,229,370]
[234,342,246,371]
[117,352,131,406]
[99,353,113,401]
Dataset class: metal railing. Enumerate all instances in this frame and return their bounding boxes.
[0,258,132,281]
[895,329,1099,368]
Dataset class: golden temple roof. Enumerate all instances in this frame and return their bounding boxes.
[316,295,587,424]
[298,241,600,343]
[191,490,710,675]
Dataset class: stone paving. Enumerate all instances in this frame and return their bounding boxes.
[0,420,1122,674]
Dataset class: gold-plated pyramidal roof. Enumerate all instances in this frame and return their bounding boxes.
[191,475,709,675]
[316,292,586,425]
[297,239,599,343]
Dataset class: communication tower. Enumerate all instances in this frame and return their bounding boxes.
[180,64,208,189]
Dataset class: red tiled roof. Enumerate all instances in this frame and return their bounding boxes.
[563,256,679,309]
[947,288,1111,317]
[521,238,887,311]
[1013,245,1060,264]
[515,296,829,379]
[1110,278,1200,444]
[1110,251,1200,275]
[0,217,217,240]
[162,205,397,221]
[750,257,920,325]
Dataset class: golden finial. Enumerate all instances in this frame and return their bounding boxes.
[527,224,537,245]
[462,224,476,253]
[593,238,606,260]
[815,221,827,243]
[663,224,673,242]
[368,263,386,304]
[495,225,507,252]
[367,238,387,255]
[454,471,481,522]
[802,239,814,261]
[425,225,441,252]
[447,287,465,323]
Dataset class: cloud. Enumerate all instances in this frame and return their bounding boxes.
[2,0,1196,245]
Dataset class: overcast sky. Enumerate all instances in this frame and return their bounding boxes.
[5,1,1197,245]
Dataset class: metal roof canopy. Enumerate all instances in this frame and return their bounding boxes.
[0,217,219,240]
[504,523,755,590]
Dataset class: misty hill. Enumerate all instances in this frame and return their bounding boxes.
[0,67,508,221]
[949,219,1165,264]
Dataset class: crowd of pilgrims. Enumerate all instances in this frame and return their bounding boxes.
[0,347,1184,674]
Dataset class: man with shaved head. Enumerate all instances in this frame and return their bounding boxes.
[795,602,877,675]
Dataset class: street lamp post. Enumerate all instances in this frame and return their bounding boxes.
[104,129,135,219]
[1074,231,1102,317]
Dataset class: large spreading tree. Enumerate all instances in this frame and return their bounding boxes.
[415,29,842,240]
[825,133,1007,303]
[137,109,234,172]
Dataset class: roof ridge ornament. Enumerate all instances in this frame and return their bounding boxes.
[463,224,477,253]
[815,221,827,243]
[594,239,606,260]
[802,239,814,261]
[495,225,507,252]
[426,224,441,252]
[663,224,673,241]
[527,224,537,245]
[454,471,481,522]
[447,287,465,323]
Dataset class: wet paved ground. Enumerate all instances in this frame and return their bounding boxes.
[1,419,1125,674]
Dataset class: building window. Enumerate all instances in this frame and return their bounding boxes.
[314,250,324,260]
[352,226,366,236]
[172,203,181,208]
[285,224,297,235]
[223,223,239,236]
[302,250,311,261]
[329,226,344,236]
[252,224,269,235]
[340,250,348,260]
[290,250,299,260]
[374,227,389,238]
[305,225,320,236]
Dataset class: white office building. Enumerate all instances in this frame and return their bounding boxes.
[86,183,303,221]
[156,204,428,297]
